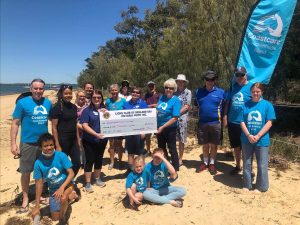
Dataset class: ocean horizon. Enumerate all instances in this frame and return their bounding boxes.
[0,83,78,96]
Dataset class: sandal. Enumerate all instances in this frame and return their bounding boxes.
[17,204,29,214]
[108,163,114,170]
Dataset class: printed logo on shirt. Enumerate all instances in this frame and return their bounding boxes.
[232,92,244,103]
[154,170,165,180]
[157,102,168,110]
[247,110,262,122]
[136,177,144,187]
[48,167,60,179]
[47,167,64,185]
[32,105,48,124]
[247,110,263,131]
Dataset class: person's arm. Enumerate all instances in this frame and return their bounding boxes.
[10,119,21,156]
[254,120,273,142]
[126,188,142,205]
[222,101,230,128]
[52,168,74,200]
[31,179,43,217]
[82,123,104,139]
[240,122,257,144]
[157,117,178,134]
[51,119,62,151]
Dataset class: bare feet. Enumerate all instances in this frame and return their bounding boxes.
[170,200,183,208]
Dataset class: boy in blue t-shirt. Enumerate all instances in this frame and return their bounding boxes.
[32,133,78,223]
[125,155,148,210]
[143,148,186,207]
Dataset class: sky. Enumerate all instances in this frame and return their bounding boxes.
[0,0,156,84]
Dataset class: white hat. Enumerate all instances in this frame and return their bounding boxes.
[175,74,189,83]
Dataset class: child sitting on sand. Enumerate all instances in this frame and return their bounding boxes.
[125,155,148,209]
[143,148,186,207]
[31,133,78,224]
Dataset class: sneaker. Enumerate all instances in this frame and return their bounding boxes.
[196,163,207,173]
[208,164,217,175]
[85,183,93,193]
[95,178,106,188]
[230,166,241,175]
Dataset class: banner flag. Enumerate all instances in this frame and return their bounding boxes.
[235,0,297,84]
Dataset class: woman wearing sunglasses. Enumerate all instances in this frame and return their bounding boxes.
[50,84,81,177]
[156,79,181,171]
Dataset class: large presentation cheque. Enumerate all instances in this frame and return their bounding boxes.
[100,108,157,137]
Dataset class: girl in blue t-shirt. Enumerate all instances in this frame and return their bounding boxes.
[125,155,148,210]
[239,83,276,193]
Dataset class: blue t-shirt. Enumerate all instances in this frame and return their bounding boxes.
[227,82,252,124]
[12,96,52,143]
[238,99,276,146]
[33,151,72,194]
[156,95,181,128]
[126,170,148,193]
[105,98,126,110]
[194,86,225,124]
[144,161,170,189]
[80,106,107,143]
[124,98,148,110]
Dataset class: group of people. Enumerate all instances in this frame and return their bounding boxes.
[10,66,275,222]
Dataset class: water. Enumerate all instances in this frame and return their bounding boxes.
[0,83,78,96]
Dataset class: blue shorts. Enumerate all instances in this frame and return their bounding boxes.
[49,196,60,212]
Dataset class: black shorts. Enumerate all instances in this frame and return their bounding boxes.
[125,135,145,155]
[228,122,242,148]
[197,123,221,145]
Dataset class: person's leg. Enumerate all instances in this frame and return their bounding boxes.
[69,141,81,177]
[228,123,242,174]
[242,144,254,190]
[117,138,124,163]
[145,134,152,154]
[255,146,269,192]
[20,172,30,208]
[178,142,185,165]
[166,127,179,171]
[143,188,170,204]
[164,186,187,201]
[59,185,74,221]
[49,196,61,221]
[202,144,210,165]
[94,140,107,186]
[82,140,94,191]
[157,130,168,157]
[108,138,115,169]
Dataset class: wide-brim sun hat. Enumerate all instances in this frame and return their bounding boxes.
[175,74,189,83]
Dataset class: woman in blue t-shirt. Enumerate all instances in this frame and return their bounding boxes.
[80,90,108,193]
[156,79,181,171]
[239,83,276,193]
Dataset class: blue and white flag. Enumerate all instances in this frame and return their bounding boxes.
[235,0,297,84]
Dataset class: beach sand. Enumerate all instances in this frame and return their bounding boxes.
[0,91,299,225]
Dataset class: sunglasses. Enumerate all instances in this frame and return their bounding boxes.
[132,91,140,94]
[205,78,216,82]
[164,86,174,90]
[235,72,246,77]
[61,84,73,90]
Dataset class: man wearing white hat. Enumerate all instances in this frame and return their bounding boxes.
[175,74,191,167]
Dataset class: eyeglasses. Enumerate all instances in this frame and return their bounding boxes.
[92,96,102,99]
[205,78,216,82]
[132,91,140,94]
[235,72,246,77]
[61,84,73,90]
[164,86,174,90]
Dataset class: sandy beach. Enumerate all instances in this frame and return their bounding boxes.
[0,91,300,225]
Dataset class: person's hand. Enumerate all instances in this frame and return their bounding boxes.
[153,151,164,159]
[31,206,40,218]
[56,144,62,151]
[157,126,164,134]
[97,133,105,139]
[53,186,64,200]
[247,135,257,144]
[11,144,20,156]
[133,197,142,205]
[99,108,107,113]
[140,133,145,140]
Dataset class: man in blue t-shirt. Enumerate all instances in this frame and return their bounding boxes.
[223,67,252,175]
[143,148,186,207]
[32,133,77,223]
[194,71,225,175]
[10,78,52,213]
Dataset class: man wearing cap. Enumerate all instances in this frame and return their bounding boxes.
[223,67,253,175]
[144,81,160,154]
[174,74,191,166]
[194,71,225,175]
[10,78,52,213]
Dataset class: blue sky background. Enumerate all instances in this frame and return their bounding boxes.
[1,0,156,84]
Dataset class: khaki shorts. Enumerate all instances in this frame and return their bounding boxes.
[19,143,41,173]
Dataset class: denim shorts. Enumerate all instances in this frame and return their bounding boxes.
[49,196,60,212]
